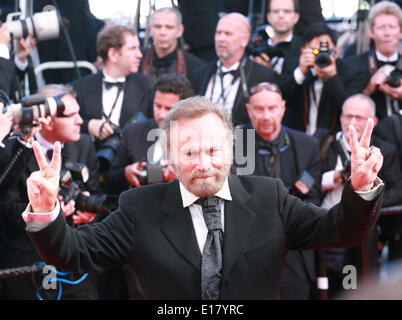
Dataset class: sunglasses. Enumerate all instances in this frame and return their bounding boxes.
[249,82,282,97]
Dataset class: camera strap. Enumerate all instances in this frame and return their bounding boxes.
[102,82,125,122]
[335,134,350,167]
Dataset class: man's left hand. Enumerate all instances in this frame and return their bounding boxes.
[349,118,383,191]
[379,81,402,100]
[17,36,37,64]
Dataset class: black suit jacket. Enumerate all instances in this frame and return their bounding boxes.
[0,57,14,96]
[71,72,155,134]
[28,174,382,299]
[188,56,280,126]
[0,134,101,299]
[233,125,321,299]
[106,119,158,195]
[282,58,362,133]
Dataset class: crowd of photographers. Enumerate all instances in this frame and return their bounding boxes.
[0,0,401,300]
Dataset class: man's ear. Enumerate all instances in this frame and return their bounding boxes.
[107,47,119,64]
[245,103,251,115]
[373,116,379,127]
[177,24,184,38]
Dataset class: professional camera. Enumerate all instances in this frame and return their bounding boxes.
[59,162,118,216]
[138,162,166,185]
[2,93,65,127]
[313,39,335,68]
[4,9,60,41]
[384,59,402,88]
[96,122,123,173]
[246,24,292,59]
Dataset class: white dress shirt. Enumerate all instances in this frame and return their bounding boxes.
[204,61,241,113]
[102,70,125,126]
[179,178,232,253]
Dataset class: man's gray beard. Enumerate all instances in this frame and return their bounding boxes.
[174,164,231,198]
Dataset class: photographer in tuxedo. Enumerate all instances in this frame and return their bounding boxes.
[23,96,384,300]
[346,1,402,121]
[0,84,101,300]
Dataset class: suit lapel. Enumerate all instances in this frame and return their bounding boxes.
[92,73,104,118]
[222,174,255,279]
[160,180,202,272]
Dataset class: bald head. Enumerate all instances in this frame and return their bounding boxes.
[215,13,251,67]
[218,13,251,36]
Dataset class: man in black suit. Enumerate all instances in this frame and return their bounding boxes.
[0,84,101,299]
[23,95,384,300]
[345,1,402,121]
[188,12,280,126]
[251,0,303,76]
[282,23,362,135]
[316,93,402,298]
[234,81,322,299]
[71,24,154,146]
[140,7,205,78]
[106,74,194,196]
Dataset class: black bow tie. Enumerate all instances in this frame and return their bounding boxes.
[219,69,239,78]
[104,81,125,90]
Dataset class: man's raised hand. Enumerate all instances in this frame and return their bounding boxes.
[27,141,61,213]
[349,118,383,191]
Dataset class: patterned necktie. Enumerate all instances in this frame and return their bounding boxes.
[196,196,223,300]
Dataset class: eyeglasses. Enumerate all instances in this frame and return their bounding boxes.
[249,82,282,97]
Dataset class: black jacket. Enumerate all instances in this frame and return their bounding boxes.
[28,174,382,299]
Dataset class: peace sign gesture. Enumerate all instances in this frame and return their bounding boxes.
[27,141,62,213]
[349,118,383,192]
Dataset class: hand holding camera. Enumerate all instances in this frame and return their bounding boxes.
[88,119,116,140]
[125,161,147,187]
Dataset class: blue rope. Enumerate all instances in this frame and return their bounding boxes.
[35,262,88,300]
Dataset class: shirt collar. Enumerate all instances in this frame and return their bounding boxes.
[102,70,126,83]
[376,49,398,62]
[179,177,232,208]
[35,132,65,159]
[217,60,240,73]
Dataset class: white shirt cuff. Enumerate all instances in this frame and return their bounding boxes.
[14,54,28,71]
[293,67,306,85]
[22,200,61,232]
[0,44,10,59]
[354,177,384,202]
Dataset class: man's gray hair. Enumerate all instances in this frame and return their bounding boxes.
[342,93,376,117]
[150,7,183,25]
[159,96,234,155]
[39,84,76,98]
[369,1,402,30]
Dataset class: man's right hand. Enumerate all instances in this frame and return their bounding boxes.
[124,161,146,187]
[299,47,315,76]
[364,66,389,96]
[27,141,61,213]
[88,119,115,140]
[0,24,10,46]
